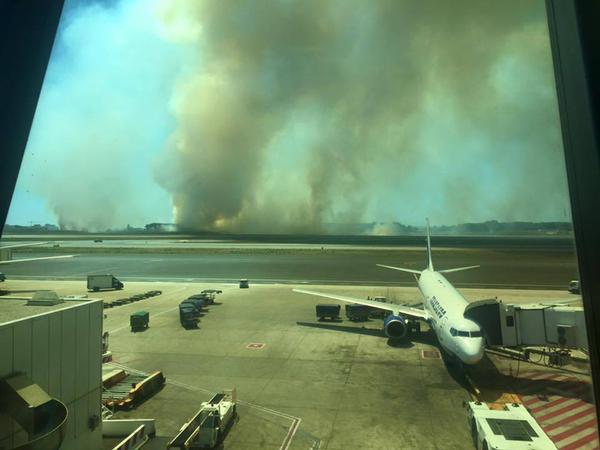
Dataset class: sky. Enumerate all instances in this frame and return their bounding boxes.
[6,0,572,233]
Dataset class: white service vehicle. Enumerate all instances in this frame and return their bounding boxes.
[167,388,237,449]
[87,274,123,291]
[467,401,556,450]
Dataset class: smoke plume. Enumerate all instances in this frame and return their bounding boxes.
[12,0,569,232]
[155,0,568,232]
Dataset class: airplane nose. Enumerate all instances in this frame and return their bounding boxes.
[462,341,485,365]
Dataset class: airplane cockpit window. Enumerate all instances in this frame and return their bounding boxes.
[1,1,596,450]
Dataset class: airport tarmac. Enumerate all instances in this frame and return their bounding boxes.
[1,244,578,289]
[0,280,591,449]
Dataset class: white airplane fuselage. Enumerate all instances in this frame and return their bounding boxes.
[418,269,484,365]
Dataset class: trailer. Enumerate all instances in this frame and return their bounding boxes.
[466,401,556,449]
[187,294,209,308]
[167,389,237,449]
[180,303,200,328]
[345,304,370,321]
[130,311,149,332]
[87,274,124,291]
[102,370,165,410]
[316,304,341,320]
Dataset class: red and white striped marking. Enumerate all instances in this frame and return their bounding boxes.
[111,424,147,450]
[517,371,598,449]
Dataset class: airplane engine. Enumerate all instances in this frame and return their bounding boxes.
[383,315,410,339]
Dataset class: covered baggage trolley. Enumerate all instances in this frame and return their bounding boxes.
[130,311,149,332]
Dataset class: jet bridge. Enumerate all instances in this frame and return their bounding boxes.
[464,298,587,350]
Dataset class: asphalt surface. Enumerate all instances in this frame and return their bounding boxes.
[2,246,578,289]
[1,277,590,450]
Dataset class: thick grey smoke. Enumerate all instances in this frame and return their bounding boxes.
[154,0,568,233]
[13,0,568,232]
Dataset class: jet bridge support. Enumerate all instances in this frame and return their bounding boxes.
[464,298,587,365]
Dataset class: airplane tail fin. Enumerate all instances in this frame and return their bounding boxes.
[426,218,433,271]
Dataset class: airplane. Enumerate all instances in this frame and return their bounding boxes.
[294,220,486,365]
[0,241,75,281]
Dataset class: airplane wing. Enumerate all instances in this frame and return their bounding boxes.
[293,288,430,321]
[0,255,75,265]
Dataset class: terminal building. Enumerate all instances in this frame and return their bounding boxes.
[0,297,103,449]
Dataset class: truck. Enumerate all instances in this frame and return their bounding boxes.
[466,401,556,450]
[179,302,200,328]
[130,311,149,332]
[87,274,123,292]
[568,279,580,294]
[316,304,341,321]
[167,389,237,449]
[345,304,370,321]
[239,279,249,289]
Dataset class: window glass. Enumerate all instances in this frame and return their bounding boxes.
[1,2,595,450]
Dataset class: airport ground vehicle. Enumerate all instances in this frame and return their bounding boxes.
[179,303,200,328]
[184,297,207,311]
[239,279,249,288]
[201,289,222,303]
[87,274,123,291]
[316,304,341,320]
[466,401,556,450]
[345,304,370,321]
[130,311,149,332]
[103,369,166,410]
[188,293,211,305]
[568,279,580,294]
[0,272,5,282]
[167,389,237,449]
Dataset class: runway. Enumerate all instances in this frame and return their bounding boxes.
[2,244,578,289]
